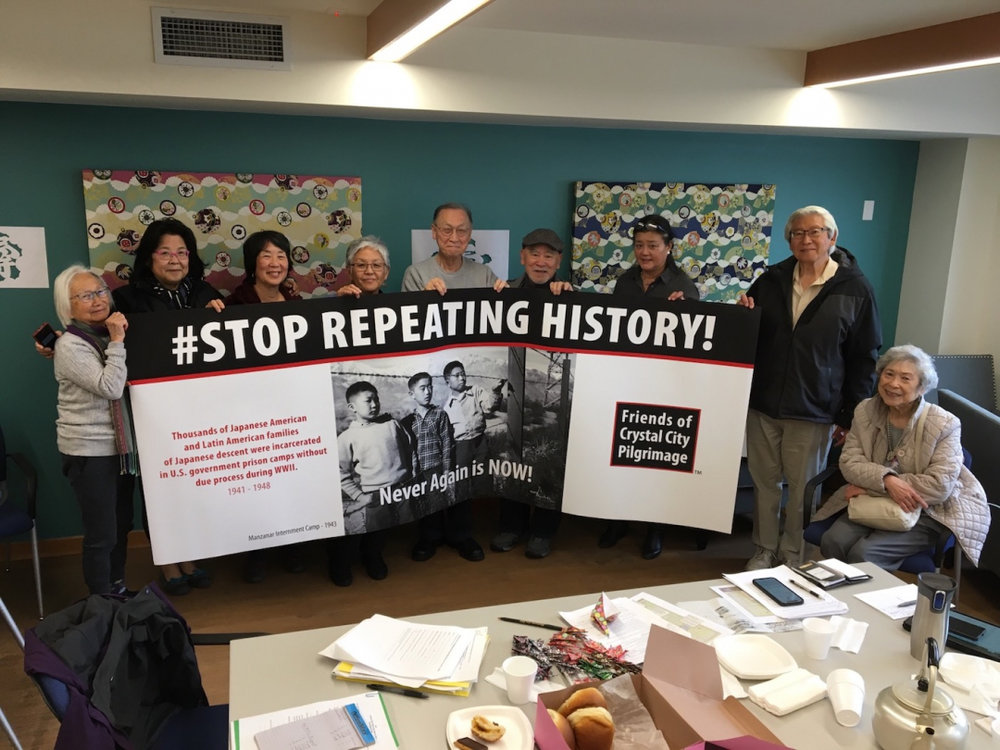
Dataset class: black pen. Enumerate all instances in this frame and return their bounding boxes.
[898,600,917,608]
[365,683,429,699]
[499,616,562,631]
[789,579,822,599]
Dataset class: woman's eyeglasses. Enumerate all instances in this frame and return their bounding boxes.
[351,262,386,271]
[153,249,190,259]
[71,288,110,302]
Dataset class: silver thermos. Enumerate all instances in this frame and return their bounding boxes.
[910,572,957,660]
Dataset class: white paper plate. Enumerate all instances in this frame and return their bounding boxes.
[714,634,797,680]
[445,705,532,750]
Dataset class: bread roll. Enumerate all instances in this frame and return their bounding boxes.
[566,706,614,750]
[546,708,576,749]
[557,686,607,717]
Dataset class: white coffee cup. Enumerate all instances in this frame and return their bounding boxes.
[802,617,837,660]
[502,655,537,704]
[826,668,865,727]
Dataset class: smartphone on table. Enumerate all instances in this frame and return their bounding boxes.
[33,322,58,349]
[753,576,804,607]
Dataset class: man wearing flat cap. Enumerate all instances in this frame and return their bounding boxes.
[491,228,572,559]
[509,228,572,294]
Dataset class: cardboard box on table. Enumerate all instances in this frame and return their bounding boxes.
[534,625,789,750]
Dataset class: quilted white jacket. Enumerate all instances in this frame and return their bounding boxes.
[813,396,991,565]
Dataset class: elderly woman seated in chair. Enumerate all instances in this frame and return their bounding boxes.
[813,344,989,570]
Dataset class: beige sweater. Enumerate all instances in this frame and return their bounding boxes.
[814,396,990,565]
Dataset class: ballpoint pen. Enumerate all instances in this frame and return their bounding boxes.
[365,683,429,699]
[499,616,562,631]
[789,579,822,599]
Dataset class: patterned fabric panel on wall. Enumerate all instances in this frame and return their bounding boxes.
[571,181,775,302]
[83,170,361,298]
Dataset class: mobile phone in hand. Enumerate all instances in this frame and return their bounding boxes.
[752,576,804,607]
[33,322,57,349]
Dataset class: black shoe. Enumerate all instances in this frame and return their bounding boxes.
[283,547,306,574]
[411,539,441,562]
[328,559,353,587]
[490,531,520,552]
[243,551,266,584]
[110,580,138,598]
[598,520,628,548]
[524,536,551,559]
[185,567,213,588]
[451,538,485,562]
[363,553,388,580]
[161,575,191,596]
[641,528,663,560]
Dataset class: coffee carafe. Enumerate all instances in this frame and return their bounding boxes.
[910,572,957,660]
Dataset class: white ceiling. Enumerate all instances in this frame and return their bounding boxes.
[187,0,1000,51]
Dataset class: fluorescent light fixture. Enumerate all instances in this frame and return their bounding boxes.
[812,55,1000,88]
[368,0,492,62]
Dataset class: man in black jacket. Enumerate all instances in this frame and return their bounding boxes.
[738,206,881,570]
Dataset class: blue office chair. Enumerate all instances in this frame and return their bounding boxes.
[23,586,229,750]
[802,448,968,589]
[0,424,43,619]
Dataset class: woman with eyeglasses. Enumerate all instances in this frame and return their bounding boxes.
[328,236,394,586]
[228,230,302,305]
[112,218,224,314]
[599,214,700,559]
[51,265,135,595]
[336,235,391,298]
[112,218,222,595]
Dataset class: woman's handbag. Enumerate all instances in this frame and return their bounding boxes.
[847,494,921,531]
[847,405,929,532]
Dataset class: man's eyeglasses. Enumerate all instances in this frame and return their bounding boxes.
[434,224,472,238]
[789,227,829,240]
[153,248,190,259]
[350,262,386,271]
[71,288,110,303]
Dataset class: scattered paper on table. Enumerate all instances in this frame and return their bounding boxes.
[854,584,918,620]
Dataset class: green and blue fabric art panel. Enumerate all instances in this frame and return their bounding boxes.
[572,181,775,302]
[82,169,361,298]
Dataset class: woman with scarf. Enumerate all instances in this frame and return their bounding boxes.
[52,265,136,595]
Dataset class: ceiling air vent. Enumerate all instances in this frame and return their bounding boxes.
[152,7,291,70]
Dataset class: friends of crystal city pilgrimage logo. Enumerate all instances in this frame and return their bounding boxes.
[612,402,701,472]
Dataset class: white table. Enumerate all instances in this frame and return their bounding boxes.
[229,564,992,749]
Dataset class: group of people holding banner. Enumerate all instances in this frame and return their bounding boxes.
[45,198,990,602]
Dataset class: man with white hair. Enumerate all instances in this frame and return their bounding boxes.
[738,205,882,570]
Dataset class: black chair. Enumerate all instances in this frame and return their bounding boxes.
[802,449,969,591]
[23,586,229,750]
[0,424,43,619]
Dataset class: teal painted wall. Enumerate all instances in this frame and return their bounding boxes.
[0,102,917,539]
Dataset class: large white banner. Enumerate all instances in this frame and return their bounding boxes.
[125,289,759,564]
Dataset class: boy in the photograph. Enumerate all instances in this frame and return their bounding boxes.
[401,371,456,518]
[410,360,503,563]
[334,380,413,585]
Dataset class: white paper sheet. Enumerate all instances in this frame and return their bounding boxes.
[854,583,919,620]
[723,566,849,620]
[321,614,476,681]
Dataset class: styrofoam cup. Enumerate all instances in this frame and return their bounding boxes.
[827,669,865,727]
[502,655,537,704]
[803,617,837,660]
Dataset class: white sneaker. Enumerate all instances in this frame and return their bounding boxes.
[745,546,776,571]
